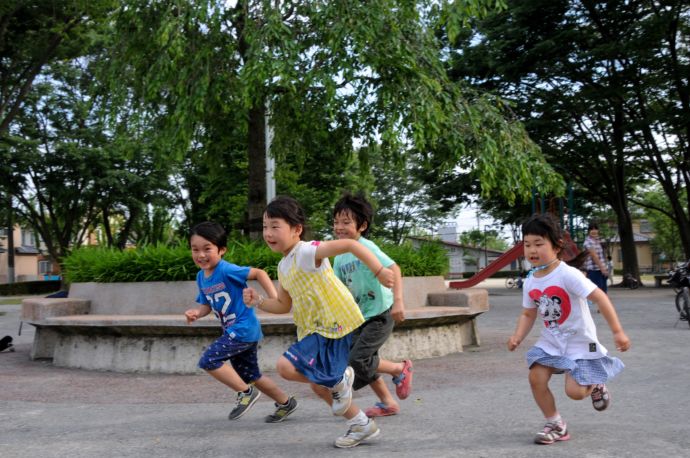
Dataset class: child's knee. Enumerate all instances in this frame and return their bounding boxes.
[565,385,590,400]
[276,356,294,379]
[528,370,549,390]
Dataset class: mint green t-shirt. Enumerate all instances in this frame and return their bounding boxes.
[333,237,395,319]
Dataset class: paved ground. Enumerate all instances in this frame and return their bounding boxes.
[1,280,688,457]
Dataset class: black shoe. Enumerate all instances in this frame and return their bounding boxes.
[228,386,261,420]
[265,396,298,423]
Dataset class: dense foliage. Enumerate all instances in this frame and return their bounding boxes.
[62,239,448,283]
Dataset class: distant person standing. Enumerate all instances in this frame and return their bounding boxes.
[606,256,614,286]
[583,223,608,293]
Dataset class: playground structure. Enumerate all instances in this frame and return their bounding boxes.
[449,229,583,290]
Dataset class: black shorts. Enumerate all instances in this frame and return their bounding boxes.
[349,308,395,391]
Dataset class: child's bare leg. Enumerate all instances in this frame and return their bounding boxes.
[206,364,250,392]
[342,402,364,420]
[377,359,404,377]
[253,375,290,404]
[564,374,594,400]
[276,356,311,383]
[369,377,399,409]
[310,383,333,404]
[529,364,558,418]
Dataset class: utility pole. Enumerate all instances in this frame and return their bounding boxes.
[265,102,275,204]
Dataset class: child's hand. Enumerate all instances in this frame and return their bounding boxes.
[391,300,405,323]
[507,335,521,351]
[185,309,199,324]
[376,267,395,288]
[243,287,258,307]
[613,330,631,352]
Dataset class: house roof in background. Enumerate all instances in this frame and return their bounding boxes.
[407,236,506,255]
[15,245,40,255]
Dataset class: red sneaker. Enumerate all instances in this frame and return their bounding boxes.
[393,360,413,400]
[364,402,400,417]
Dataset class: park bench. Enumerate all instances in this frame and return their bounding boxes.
[21,277,489,374]
[654,274,668,288]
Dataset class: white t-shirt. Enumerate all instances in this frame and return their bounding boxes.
[522,262,608,360]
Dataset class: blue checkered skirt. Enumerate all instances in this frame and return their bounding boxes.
[526,346,624,385]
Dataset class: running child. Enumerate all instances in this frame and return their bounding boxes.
[184,221,298,423]
[507,213,631,445]
[242,196,395,448]
[332,193,413,417]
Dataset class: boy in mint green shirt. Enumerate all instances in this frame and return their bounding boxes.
[332,193,413,417]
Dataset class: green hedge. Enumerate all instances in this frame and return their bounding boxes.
[0,280,61,296]
[62,239,448,283]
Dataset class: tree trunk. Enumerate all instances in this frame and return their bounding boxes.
[610,102,641,285]
[247,103,267,240]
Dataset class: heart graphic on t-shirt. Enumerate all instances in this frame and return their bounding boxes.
[528,285,571,327]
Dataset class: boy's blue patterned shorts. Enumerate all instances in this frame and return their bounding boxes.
[198,333,262,383]
[283,333,352,388]
[526,346,624,385]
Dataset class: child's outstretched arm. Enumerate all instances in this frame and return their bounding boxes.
[314,239,395,288]
[588,288,631,352]
[247,267,278,299]
[507,307,537,351]
[184,304,211,324]
[390,264,405,322]
[243,283,292,314]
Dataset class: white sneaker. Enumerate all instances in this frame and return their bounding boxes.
[330,366,354,416]
[334,419,380,448]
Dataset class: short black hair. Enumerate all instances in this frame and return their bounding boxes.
[264,196,307,240]
[333,192,374,237]
[587,222,599,231]
[190,221,227,249]
[521,213,564,256]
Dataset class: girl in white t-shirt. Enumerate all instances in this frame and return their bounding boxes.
[508,213,631,446]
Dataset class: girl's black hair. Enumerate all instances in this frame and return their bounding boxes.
[190,221,227,249]
[333,192,374,237]
[521,213,564,256]
[264,196,307,240]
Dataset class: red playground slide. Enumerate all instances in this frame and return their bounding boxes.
[448,242,524,289]
[448,231,581,289]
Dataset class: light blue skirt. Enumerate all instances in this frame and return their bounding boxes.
[526,346,625,385]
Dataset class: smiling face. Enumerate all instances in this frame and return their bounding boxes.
[523,234,560,268]
[333,210,366,240]
[263,214,302,255]
[190,234,226,276]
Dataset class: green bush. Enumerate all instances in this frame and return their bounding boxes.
[62,239,447,283]
[377,240,449,277]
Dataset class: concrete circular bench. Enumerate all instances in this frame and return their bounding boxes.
[22,277,489,374]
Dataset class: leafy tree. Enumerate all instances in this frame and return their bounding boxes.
[450,0,690,280]
[0,1,115,132]
[102,0,564,239]
[363,148,447,244]
[2,59,175,262]
[458,228,509,251]
[639,184,686,264]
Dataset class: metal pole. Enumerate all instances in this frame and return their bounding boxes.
[265,101,275,204]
